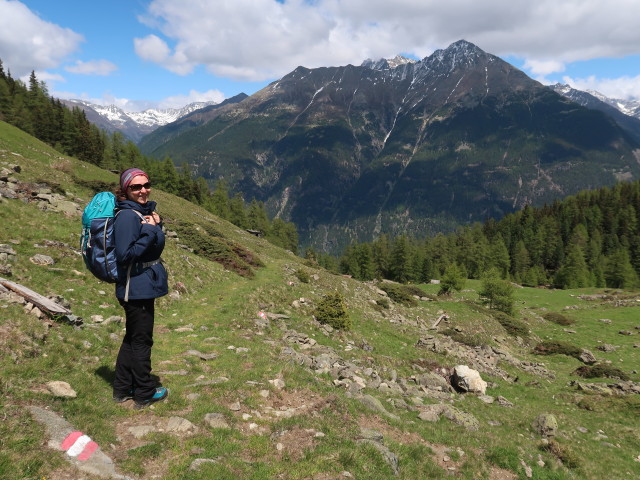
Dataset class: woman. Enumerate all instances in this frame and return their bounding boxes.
[112,168,168,409]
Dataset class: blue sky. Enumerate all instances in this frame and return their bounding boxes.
[1,0,639,111]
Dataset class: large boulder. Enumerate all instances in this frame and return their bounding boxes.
[452,365,487,394]
[532,413,558,438]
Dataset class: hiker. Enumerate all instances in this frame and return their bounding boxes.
[112,168,169,409]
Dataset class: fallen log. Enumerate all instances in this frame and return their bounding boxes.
[0,276,71,315]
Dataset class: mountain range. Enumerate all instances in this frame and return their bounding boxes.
[133,40,640,252]
[61,99,220,143]
[72,41,640,253]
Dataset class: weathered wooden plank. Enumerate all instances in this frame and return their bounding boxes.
[0,276,71,315]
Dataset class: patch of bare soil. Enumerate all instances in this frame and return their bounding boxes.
[272,426,318,461]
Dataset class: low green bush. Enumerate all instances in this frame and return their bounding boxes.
[573,364,630,381]
[493,311,530,337]
[542,312,575,326]
[378,284,418,307]
[540,439,581,469]
[441,328,484,347]
[533,341,582,359]
[314,292,351,330]
[295,269,311,283]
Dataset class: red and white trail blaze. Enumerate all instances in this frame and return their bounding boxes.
[61,431,99,461]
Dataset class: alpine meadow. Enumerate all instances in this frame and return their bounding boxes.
[1,41,640,480]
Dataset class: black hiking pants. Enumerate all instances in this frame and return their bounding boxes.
[113,298,156,401]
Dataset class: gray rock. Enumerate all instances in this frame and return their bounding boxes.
[27,406,133,479]
[452,365,487,394]
[579,349,597,365]
[357,394,400,421]
[30,254,54,265]
[46,381,77,398]
[532,413,558,438]
[204,413,231,429]
[166,416,197,434]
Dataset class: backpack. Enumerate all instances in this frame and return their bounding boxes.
[81,192,120,283]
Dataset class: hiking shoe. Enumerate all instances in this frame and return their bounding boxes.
[134,387,168,409]
[113,390,134,403]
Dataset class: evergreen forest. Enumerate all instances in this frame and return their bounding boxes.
[328,182,640,290]
[0,62,298,253]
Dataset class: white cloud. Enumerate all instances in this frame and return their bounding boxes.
[0,0,83,76]
[65,59,118,76]
[136,0,640,84]
[157,89,226,109]
[563,74,640,101]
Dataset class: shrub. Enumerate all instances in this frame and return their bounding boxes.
[478,270,515,314]
[378,284,418,307]
[295,269,311,283]
[533,341,582,359]
[314,292,351,330]
[493,312,530,337]
[540,439,581,469]
[573,364,630,381]
[441,328,484,347]
[173,222,262,277]
[376,298,390,309]
[543,312,575,326]
[438,264,466,295]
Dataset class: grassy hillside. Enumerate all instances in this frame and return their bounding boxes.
[0,121,639,480]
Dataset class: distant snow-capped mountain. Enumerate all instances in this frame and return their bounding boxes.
[61,99,218,143]
[550,84,640,144]
[582,90,640,119]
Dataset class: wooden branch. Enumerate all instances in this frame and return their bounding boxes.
[431,313,449,329]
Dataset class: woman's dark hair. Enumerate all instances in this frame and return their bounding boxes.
[114,185,127,201]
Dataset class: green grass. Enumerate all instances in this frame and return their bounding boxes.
[1,122,639,480]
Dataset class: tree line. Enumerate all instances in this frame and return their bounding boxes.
[313,180,640,290]
[0,63,298,253]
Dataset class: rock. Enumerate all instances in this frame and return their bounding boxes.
[27,406,131,479]
[597,344,619,352]
[579,349,597,365]
[532,413,558,438]
[452,365,487,394]
[166,416,197,434]
[269,378,286,390]
[520,459,533,478]
[128,425,156,439]
[357,394,400,421]
[496,396,514,407]
[417,404,479,430]
[46,381,77,398]
[204,413,231,429]
[30,254,54,265]
[190,458,219,471]
[356,428,399,475]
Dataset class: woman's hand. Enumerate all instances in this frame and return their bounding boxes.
[143,213,161,226]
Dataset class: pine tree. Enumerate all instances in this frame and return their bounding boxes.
[479,268,515,314]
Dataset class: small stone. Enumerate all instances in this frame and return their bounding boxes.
[229,401,241,411]
[204,413,230,429]
[46,381,77,398]
[269,378,286,390]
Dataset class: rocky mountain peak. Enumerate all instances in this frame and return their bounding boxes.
[421,39,491,73]
[361,55,416,71]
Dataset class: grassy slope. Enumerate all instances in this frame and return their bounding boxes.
[0,121,638,480]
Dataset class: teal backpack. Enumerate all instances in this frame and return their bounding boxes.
[81,192,119,283]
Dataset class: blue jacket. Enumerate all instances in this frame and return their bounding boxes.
[113,199,168,300]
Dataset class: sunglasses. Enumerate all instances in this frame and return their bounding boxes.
[128,182,151,192]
